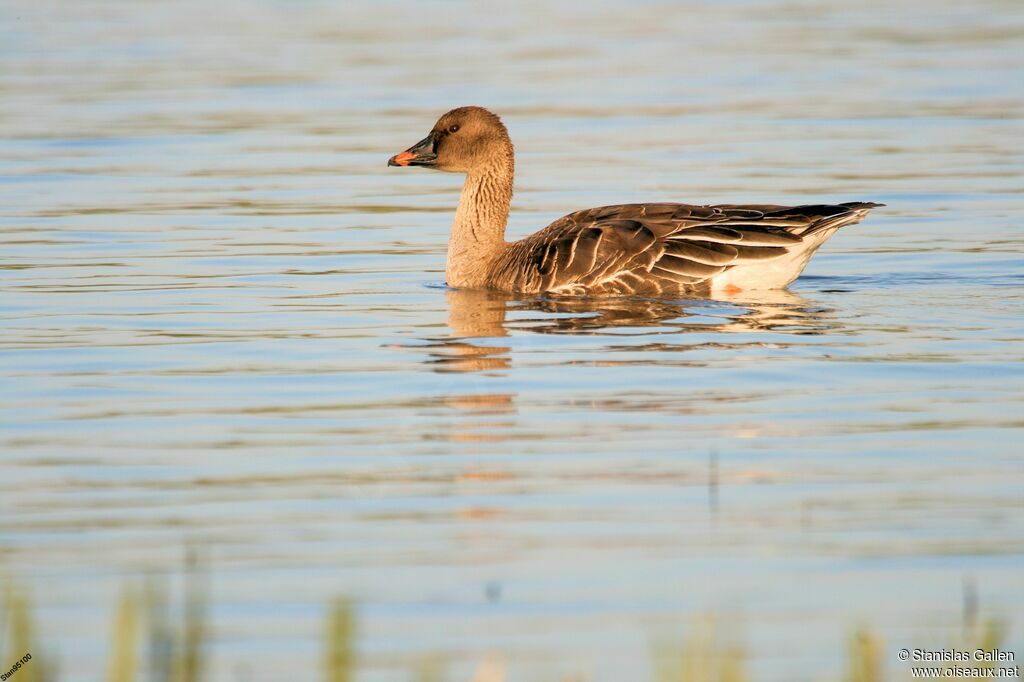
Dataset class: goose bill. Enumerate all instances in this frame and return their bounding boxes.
[388,134,437,167]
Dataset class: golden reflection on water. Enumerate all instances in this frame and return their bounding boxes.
[426,287,838,374]
[424,289,512,374]
[419,288,842,447]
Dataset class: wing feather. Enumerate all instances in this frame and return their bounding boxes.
[493,201,881,293]
[655,255,726,278]
[663,240,739,265]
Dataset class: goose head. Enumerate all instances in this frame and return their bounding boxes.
[388,106,512,173]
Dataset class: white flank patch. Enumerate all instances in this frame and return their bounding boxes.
[710,229,837,293]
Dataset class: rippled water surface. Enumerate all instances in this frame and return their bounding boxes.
[2,1,1024,680]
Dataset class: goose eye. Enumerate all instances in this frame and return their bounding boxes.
[447,124,460,134]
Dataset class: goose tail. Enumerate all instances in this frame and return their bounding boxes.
[710,202,883,293]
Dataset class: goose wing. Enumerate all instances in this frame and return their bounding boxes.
[498,202,880,292]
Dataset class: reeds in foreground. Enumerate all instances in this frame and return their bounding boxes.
[2,582,48,682]
[655,615,748,682]
[108,588,140,682]
[0,576,1013,682]
[324,597,355,682]
[845,627,883,682]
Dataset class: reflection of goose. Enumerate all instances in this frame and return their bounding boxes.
[446,288,508,339]
[698,287,839,335]
[389,106,882,296]
[426,287,836,360]
[421,289,511,373]
[427,290,517,443]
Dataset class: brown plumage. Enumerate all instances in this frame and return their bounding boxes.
[389,106,882,296]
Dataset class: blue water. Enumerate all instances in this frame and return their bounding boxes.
[1,1,1023,680]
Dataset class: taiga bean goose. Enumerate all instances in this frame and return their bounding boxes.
[388,106,882,296]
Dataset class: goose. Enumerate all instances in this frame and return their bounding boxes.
[388,106,882,296]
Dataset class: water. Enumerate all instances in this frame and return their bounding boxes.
[2,1,1023,680]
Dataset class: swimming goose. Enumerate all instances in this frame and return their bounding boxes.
[388,106,882,296]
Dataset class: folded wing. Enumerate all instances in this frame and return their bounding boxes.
[492,202,881,293]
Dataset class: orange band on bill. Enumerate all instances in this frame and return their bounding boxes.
[392,151,415,166]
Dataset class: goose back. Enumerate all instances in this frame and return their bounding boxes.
[488,202,881,295]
